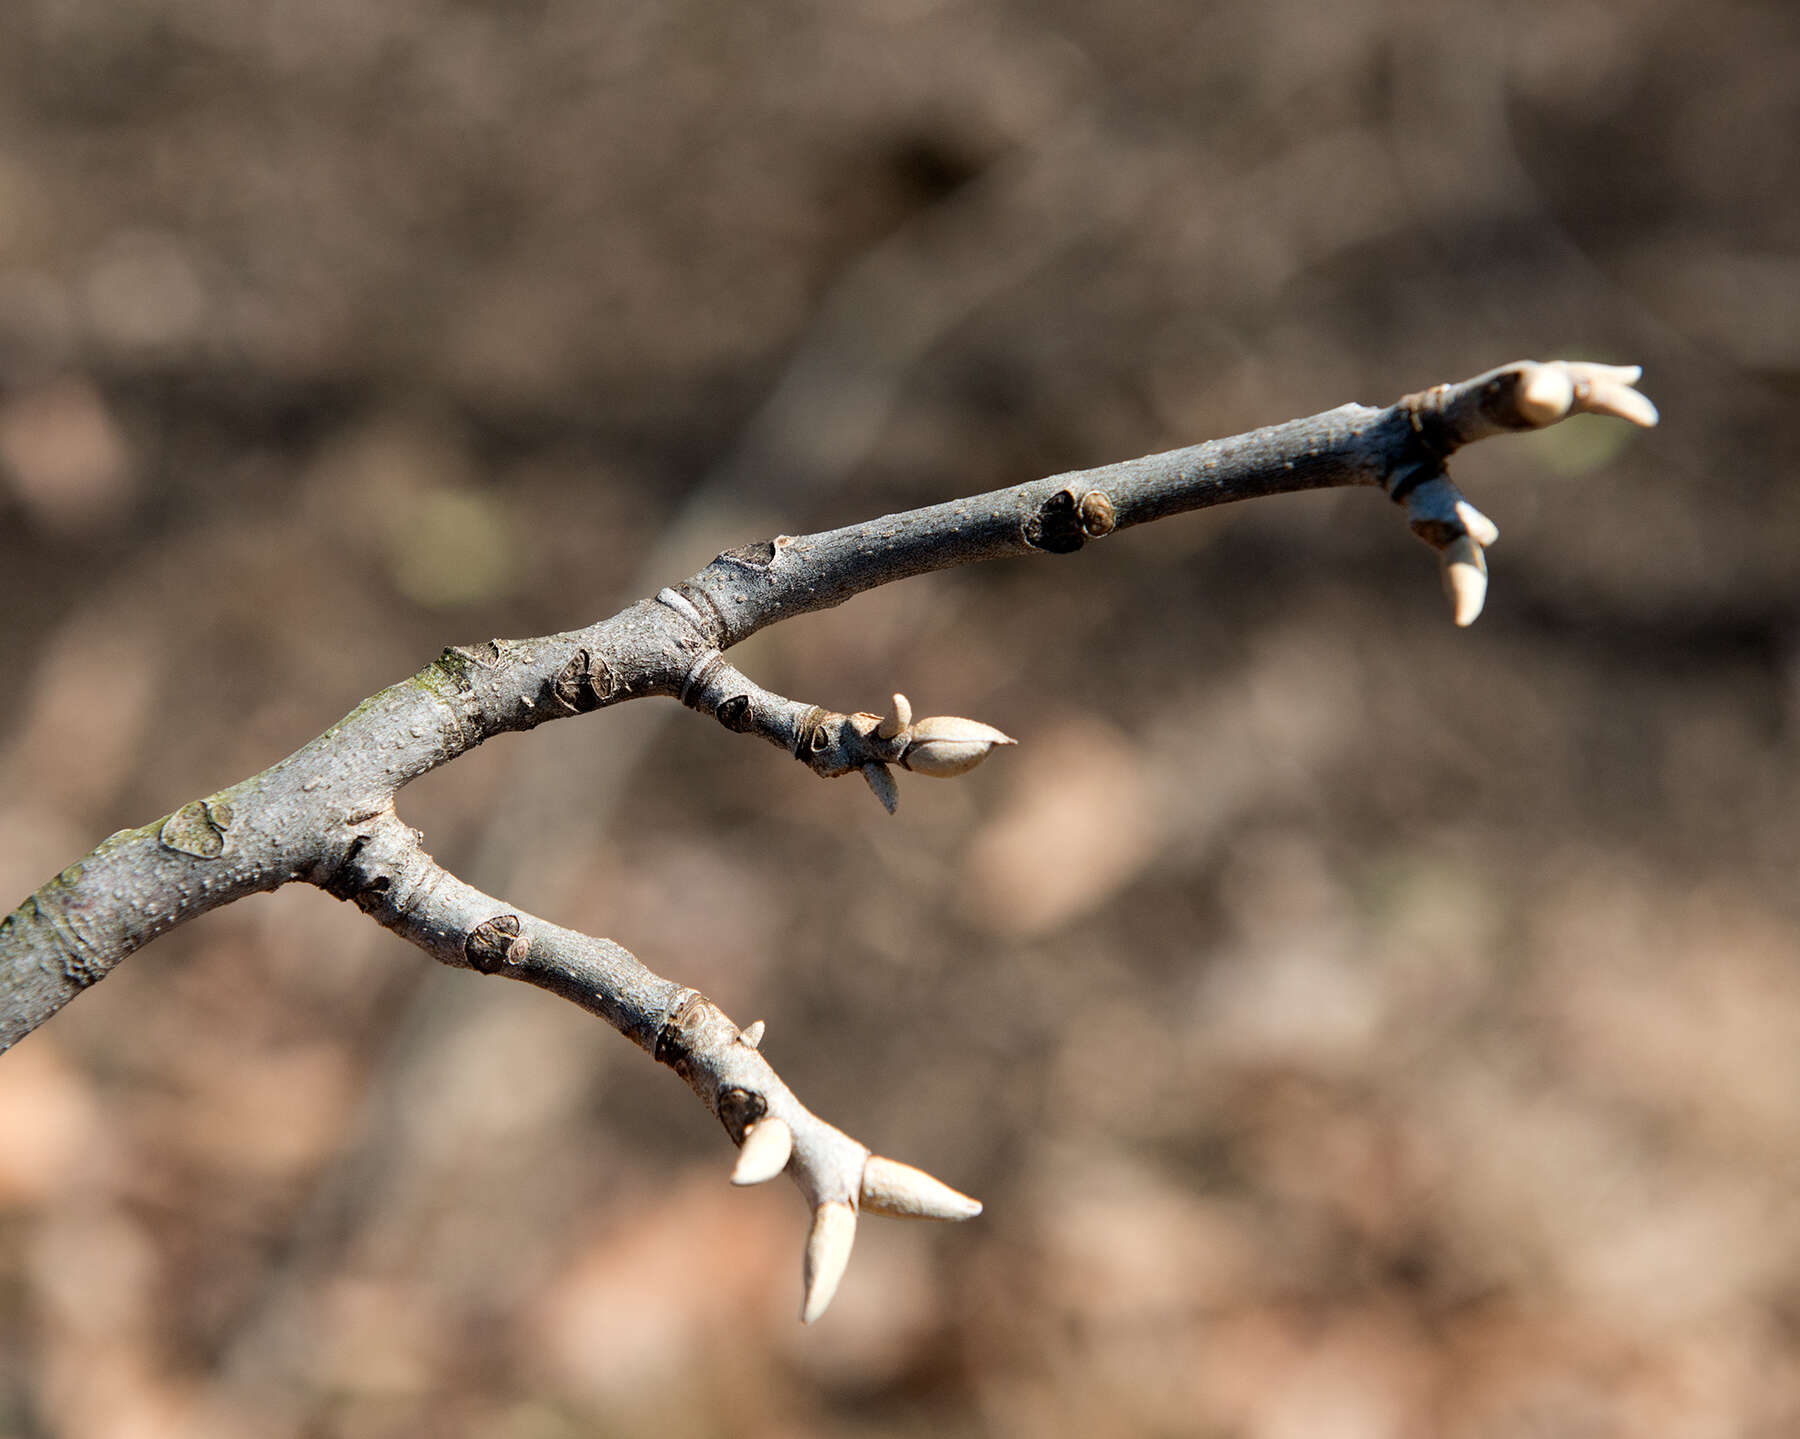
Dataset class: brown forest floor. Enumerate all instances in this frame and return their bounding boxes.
[1,1,1797,1435]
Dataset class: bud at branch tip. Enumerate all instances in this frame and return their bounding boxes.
[899,715,1015,778]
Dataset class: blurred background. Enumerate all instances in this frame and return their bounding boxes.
[0,0,1796,1434]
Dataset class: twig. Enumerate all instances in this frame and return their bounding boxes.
[0,358,1656,1320]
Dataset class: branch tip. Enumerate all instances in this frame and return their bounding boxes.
[876,692,913,741]
[898,716,1016,778]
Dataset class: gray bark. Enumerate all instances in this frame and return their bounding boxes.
[0,357,1656,1320]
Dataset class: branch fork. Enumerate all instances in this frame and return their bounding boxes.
[0,358,1658,1322]
[656,994,979,1322]
[1394,359,1659,626]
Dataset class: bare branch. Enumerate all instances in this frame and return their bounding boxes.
[676,652,1014,814]
[0,358,1655,1319]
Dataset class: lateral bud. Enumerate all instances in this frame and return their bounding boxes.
[1454,499,1500,549]
[1441,534,1489,627]
[875,692,913,742]
[1516,363,1576,426]
[897,716,1016,778]
[732,1117,793,1186]
[802,1201,858,1324]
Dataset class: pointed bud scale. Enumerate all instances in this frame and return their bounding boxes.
[898,716,1016,778]
[802,1201,857,1324]
[860,1154,983,1221]
[1441,534,1489,627]
[739,1019,765,1050]
[876,692,913,741]
[731,1117,793,1186]
[862,762,900,814]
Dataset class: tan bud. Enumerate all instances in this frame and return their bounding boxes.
[898,716,1015,778]
[1454,499,1500,549]
[1524,360,1659,429]
[738,1019,765,1050]
[802,1201,857,1324]
[1517,364,1575,426]
[876,692,913,741]
[860,1154,983,1221]
[1441,534,1489,628]
[731,1117,793,1186]
[1574,373,1660,428]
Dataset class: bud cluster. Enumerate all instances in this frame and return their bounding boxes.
[854,692,1014,813]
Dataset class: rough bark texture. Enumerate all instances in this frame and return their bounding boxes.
[0,357,1653,1321]
[0,360,1583,1050]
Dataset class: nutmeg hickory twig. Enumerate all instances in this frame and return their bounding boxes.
[0,358,1656,1322]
